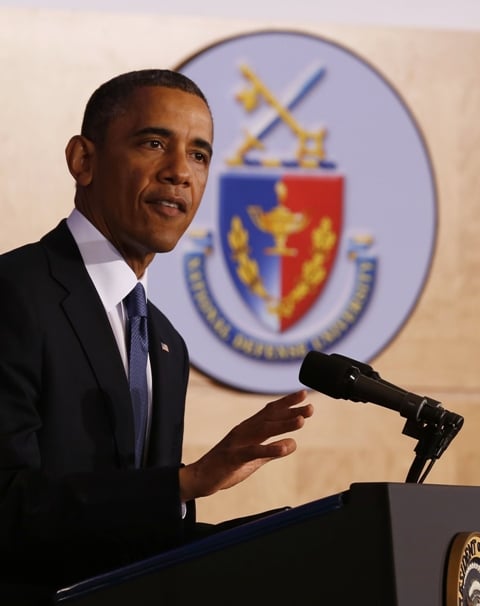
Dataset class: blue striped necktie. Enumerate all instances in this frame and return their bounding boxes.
[124,282,149,468]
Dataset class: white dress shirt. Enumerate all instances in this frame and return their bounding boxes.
[66,208,153,458]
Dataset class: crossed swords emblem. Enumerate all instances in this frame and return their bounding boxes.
[227,63,335,169]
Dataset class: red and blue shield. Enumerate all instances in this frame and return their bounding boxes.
[219,171,343,332]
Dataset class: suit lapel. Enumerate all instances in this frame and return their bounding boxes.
[41,221,135,467]
[146,308,168,465]
[146,305,185,467]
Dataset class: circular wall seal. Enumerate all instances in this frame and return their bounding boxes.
[446,532,480,605]
[148,30,437,394]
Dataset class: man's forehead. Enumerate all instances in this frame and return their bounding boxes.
[105,86,213,140]
[121,87,211,126]
[126,85,209,112]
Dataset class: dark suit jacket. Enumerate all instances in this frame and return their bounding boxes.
[0,220,195,592]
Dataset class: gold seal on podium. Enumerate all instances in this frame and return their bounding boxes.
[446,531,480,605]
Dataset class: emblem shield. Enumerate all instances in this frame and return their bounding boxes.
[219,171,343,332]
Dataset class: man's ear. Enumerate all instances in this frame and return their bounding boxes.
[65,135,95,186]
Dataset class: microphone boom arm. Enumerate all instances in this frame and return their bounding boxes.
[299,351,465,484]
[346,365,464,483]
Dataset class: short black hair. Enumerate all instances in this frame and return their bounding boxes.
[81,69,211,144]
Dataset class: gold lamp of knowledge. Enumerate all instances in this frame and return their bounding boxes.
[247,181,310,257]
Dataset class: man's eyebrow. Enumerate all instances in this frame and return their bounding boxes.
[193,137,213,160]
[134,126,171,138]
[134,127,213,159]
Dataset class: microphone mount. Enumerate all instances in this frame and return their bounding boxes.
[402,405,464,483]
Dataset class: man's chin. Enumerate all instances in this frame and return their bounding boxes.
[154,239,181,254]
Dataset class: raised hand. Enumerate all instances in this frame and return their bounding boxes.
[179,389,314,501]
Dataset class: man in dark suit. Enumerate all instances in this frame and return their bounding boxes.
[0,69,314,600]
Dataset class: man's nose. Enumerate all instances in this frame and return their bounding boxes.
[157,149,191,185]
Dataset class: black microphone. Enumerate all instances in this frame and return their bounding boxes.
[299,350,462,428]
[328,352,443,408]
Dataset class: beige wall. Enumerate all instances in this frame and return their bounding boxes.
[1,8,479,523]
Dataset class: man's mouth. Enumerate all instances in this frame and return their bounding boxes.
[161,200,181,209]
[148,197,187,213]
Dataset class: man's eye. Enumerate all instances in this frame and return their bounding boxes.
[145,140,162,149]
[193,151,208,163]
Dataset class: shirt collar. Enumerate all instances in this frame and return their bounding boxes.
[66,208,147,311]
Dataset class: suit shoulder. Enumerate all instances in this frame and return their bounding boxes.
[0,221,70,284]
[0,240,45,277]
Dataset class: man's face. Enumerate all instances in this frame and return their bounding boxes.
[78,86,213,274]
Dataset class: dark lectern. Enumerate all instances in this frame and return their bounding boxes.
[53,482,480,605]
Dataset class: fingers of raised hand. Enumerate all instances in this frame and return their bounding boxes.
[260,390,314,427]
[230,390,314,445]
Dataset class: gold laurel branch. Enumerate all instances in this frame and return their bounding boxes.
[227,216,250,256]
[228,217,271,299]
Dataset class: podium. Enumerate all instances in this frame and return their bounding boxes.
[54,482,480,605]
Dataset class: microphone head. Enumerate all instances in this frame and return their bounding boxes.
[299,351,359,399]
[330,353,378,379]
